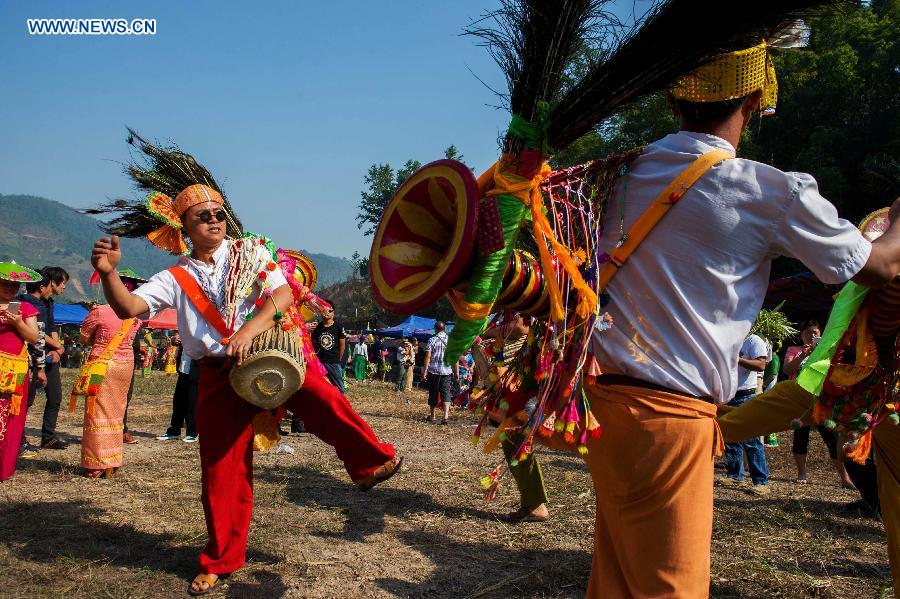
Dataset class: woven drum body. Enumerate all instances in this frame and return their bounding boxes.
[230,326,306,410]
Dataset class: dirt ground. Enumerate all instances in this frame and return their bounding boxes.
[0,370,894,598]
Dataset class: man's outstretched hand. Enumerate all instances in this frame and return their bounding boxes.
[92,236,122,274]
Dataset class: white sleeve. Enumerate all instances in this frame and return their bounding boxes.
[133,270,177,317]
[748,335,768,360]
[770,173,871,284]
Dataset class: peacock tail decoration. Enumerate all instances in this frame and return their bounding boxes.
[84,128,244,250]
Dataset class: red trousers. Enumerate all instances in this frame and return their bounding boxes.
[196,361,395,574]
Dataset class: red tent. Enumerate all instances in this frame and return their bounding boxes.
[146,309,177,330]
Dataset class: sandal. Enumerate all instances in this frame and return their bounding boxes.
[422,416,434,423]
[83,469,103,479]
[188,573,226,596]
[794,476,808,484]
[357,456,404,491]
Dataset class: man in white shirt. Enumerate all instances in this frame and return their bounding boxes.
[92,183,401,595]
[577,43,900,598]
[721,334,770,489]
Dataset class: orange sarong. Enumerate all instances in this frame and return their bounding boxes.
[582,382,723,599]
[80,358,133,470]
[717,380,899,595]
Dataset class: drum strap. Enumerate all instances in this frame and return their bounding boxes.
[168,266,232,339]
[596,149,733,292]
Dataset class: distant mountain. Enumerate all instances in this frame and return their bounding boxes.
[0,194,354,301]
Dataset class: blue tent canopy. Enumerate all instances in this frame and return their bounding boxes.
[54,303,89,325]
[374,316,453,340]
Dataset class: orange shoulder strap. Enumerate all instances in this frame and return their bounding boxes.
[597,149,733,292]
[97,318,135,362]
[168,266,231,338]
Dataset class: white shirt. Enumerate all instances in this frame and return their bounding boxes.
[736,334,769,392]
[353,342,368,357]
[591,131,870,403]
[134,240,288,360]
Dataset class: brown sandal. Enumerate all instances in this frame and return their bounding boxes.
[188,573,224,596]
[357,456,404,491]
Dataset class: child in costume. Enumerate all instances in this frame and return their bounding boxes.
[0,262,41,481]
[91,134,402,595]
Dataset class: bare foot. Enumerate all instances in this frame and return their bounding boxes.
[506,503,549,523]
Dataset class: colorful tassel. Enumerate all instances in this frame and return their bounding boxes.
[539,412,556,438]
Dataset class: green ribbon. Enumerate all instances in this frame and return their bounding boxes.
[796,281,870,396]
[507,101,551,155]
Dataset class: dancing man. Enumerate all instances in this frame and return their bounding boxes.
[90,134,402,595]
[574,42,900,596]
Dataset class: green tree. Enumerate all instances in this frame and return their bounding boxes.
[356,145,468,235]
[356,159,422,235]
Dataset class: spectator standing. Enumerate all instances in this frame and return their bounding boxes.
[374,336,388,382]
[422,322,457,424]
[163,332,180,374]
[310,305,346,394]
[395,337,413,393]
[721,333,770,492]
[405,338,418,391]
[18,266,69,450]
[762,345,781,447]
[352,337,368,381]
[0,262,42,479]
[156,343,199,442]
[121,327,144,444]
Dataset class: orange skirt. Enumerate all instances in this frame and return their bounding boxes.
[581,382,721,599]
[80,359,133,470]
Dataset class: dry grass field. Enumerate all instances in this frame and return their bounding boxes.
[0,370,894,598]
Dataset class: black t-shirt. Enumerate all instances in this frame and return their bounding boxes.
[312,320,345,364]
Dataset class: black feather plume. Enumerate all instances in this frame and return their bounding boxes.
[87,128,244,242]
[549,0,848,149]
[465,0,615,154]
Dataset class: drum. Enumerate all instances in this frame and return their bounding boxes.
[230,325,306,410]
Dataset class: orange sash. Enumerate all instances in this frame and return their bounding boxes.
[597,149,733,291]
[168,266,231,339]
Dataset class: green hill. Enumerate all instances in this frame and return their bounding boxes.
[0,194,353,301]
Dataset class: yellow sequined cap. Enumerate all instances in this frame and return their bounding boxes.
[671,41,778,114]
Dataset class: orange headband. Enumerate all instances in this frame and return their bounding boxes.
[145,184,224,254]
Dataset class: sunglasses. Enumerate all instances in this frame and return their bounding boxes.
[196,209,227,224]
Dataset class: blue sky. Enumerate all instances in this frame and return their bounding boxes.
[1,1,648,258]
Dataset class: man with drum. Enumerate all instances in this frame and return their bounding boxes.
[91,184,402,596]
